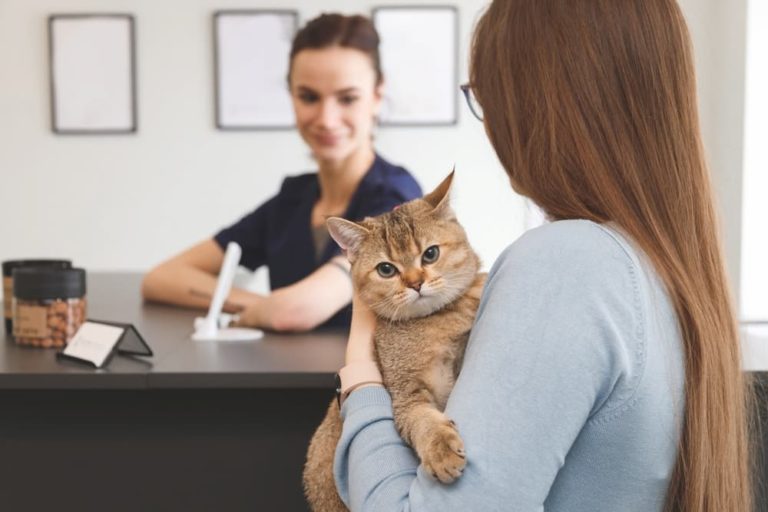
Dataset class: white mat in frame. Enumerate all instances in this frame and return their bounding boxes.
[373,6,458,126]
[49,14,137,134]
[214,10,298,130]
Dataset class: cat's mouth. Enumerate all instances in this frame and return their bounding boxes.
[405,287,441,309]
[395,290,444,320]
[407,287,432,301]
[375,281,460,321]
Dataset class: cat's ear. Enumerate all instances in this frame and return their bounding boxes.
[327,217,370,259]
[423,169,455,220]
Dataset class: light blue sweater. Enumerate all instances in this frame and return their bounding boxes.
[334,220,685,511]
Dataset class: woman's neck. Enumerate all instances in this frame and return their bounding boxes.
[315,147,376,212]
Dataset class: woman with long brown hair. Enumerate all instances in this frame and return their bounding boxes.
[332,0,752,510]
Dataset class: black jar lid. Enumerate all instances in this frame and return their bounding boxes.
[12,267,86,300]
[2,259,72,278]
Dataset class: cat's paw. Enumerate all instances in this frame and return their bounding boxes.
[421,419,466,484]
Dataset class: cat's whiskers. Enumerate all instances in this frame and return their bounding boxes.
[444,269,478,288]
[389,297,409,321]
[420,277,444,296]
[368,289,415,320]
[373,296,399,315]
[415,271,476,312]
[369,294,396,309]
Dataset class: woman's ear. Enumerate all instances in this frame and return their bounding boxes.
[373,80,385,117]
[327,217,370,261]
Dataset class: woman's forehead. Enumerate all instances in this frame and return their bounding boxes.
[291,47,376,91]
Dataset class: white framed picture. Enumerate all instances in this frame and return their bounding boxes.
[49,14,137,134]
[214,10,298,130]
[373,6,458,126]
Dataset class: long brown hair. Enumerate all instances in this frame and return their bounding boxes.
[470,0,752,510]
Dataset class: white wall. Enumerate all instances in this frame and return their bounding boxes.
[0,0,517,278]
[0,0,749,309]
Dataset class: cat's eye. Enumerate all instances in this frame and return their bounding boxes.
[376,262,398,278]
[422,245,440,264]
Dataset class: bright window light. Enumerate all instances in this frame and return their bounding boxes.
[741,0,768,321]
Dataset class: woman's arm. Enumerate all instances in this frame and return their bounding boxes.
[141,239,260,313]
[143,241,353,331]
[234,256,353,331]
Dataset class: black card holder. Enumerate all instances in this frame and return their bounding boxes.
[55,319,153,368]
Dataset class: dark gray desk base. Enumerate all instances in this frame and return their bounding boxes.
[0,388,332,512]
[753,374,768,512]
[3,380,767,511]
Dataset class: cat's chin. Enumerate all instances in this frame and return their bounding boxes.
[384,294,453,321]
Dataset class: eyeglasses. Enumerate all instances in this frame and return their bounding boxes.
[460,83,483,122]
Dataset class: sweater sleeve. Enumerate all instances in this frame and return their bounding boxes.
[333,220,647,511]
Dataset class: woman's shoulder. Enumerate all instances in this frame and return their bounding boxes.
[483,219,650,329]
[366,154,422,198]
[493,219,641,282]
[277,172,318,199]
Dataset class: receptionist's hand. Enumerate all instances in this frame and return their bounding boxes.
[345,294,377,365]
[233,300,260,328]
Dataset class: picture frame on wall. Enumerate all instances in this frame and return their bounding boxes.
[373,6,458,126]
[48,14,137,134]
[214,10,298,130]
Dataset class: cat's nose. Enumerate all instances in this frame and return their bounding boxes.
[408,281,422,292]
[403,270,424,292]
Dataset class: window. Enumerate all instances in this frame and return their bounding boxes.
[741,0,768,321]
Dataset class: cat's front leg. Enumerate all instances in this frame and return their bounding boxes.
[392,394,466,483]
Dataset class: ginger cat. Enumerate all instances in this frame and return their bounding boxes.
[303,172,486,512]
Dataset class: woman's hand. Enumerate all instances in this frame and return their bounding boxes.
[345,293,377,365]
[232,297,266,328]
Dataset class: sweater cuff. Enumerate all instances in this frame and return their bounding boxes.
[340,385,392,420]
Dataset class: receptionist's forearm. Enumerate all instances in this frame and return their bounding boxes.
[141,262,256,314]
[235,290,322,331]
[236,261,353,332]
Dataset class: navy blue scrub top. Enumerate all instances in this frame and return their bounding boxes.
[213,153,422,329]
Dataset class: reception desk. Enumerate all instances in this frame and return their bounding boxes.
[0,273,344,512]
[1,274,766,511]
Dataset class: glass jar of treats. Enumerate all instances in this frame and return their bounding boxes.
[12,267,86,348]
[2,259,71,335]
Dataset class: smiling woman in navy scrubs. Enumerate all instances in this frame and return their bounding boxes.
[141,14,422,331]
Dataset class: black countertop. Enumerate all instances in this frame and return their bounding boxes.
[0,273,347,389]
[3,273,765,390]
